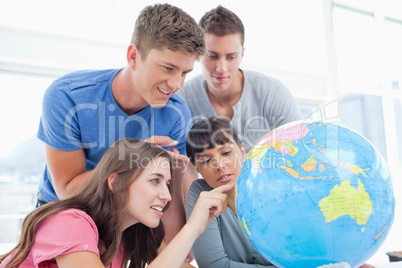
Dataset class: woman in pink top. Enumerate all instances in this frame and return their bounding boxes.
[0,138,232,268]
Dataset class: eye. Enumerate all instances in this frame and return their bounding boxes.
[166,181,172,189]
[228,55,237,60]
[200,158,211,164]
[151,178,159,184]
[163,66,173,71]
[206,53,218,60]
[222,150,231,156]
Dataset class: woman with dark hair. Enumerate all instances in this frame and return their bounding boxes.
[186,117,273,267]
[0,138,232,268]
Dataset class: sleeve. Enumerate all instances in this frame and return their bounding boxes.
[186,181,268,268]
[31,209,100,266]
[37,80,83,151]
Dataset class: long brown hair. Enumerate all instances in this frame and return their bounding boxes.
[0,138,173,268]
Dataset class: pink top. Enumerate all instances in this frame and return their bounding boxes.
[0,209,123,268]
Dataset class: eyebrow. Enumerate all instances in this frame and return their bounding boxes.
[161,61,193,73]
[196,144,232,158]
[207,51,240,56]
[149,173,164,178]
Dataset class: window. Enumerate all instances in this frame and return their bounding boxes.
[333,0,402,263]
[0,74,50,243]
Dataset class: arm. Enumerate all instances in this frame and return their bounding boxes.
[162,159,197,264]
[56,252,104,268]
[148,184,233,268]
[33,209,103,268]
[161,151,188,243]
[183,162,198,205]
[47,135,183,200]
[45,145,92,199]
[186,181,271,268]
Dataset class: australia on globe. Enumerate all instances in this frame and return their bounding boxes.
[235,121,395,268]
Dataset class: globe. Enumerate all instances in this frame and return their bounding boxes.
[235,121,395,268]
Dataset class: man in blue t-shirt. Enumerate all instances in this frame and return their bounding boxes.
[36,3,204,246]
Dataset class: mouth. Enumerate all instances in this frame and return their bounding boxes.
[218,174,232,183]
[151,205,164,216]
[158,87,171,97]
[212,75,228,82]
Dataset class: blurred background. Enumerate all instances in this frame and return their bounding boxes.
[0,0,401,265]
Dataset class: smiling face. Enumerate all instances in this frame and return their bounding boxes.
[124,157,172,229]
[131,46,196,109]
[195,133,245,190]
[200,33,244,94]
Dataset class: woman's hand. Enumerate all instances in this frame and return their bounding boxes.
[148,183,235,268]
[186,183,235,236]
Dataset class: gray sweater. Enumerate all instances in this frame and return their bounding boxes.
[186,179,274,268]
[177,69,303,152]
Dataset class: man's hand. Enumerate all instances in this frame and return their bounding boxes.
[144,136,189,163]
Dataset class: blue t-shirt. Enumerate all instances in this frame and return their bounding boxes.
[37,69,191,202]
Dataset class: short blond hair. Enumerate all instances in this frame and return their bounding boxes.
[131,4,205,59]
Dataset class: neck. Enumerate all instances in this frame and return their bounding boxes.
[112,66,148,115]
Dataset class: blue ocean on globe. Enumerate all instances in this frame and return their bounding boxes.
[235,121,395,268]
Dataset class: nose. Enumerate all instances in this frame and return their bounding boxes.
[214,158,228,171]
[167,73,183,92]
[158,185,172,201]
[216,58,228,73]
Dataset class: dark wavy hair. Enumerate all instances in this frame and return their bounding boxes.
[186,117,241,165]
[0,138,172,268]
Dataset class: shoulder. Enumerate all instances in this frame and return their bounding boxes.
[36,208,99,246]
[188,179,212,197]
[243,69,286,88]
[242,69,293,99]
[167,93,188,108]
[47,69,118,94]
[178,74,205,97]
[159,93,191,120]
[32,209,100,265]
[42,209,96,229]
[182,74,205,89]
[186,179,212,218]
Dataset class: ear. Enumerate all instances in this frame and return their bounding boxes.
[240,142,246,158]
[127,44,140,69]
[107,173,117,192]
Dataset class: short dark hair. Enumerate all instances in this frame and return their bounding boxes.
[186,117,242,165]
[131,4,205,59]
[199,5,245,46]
